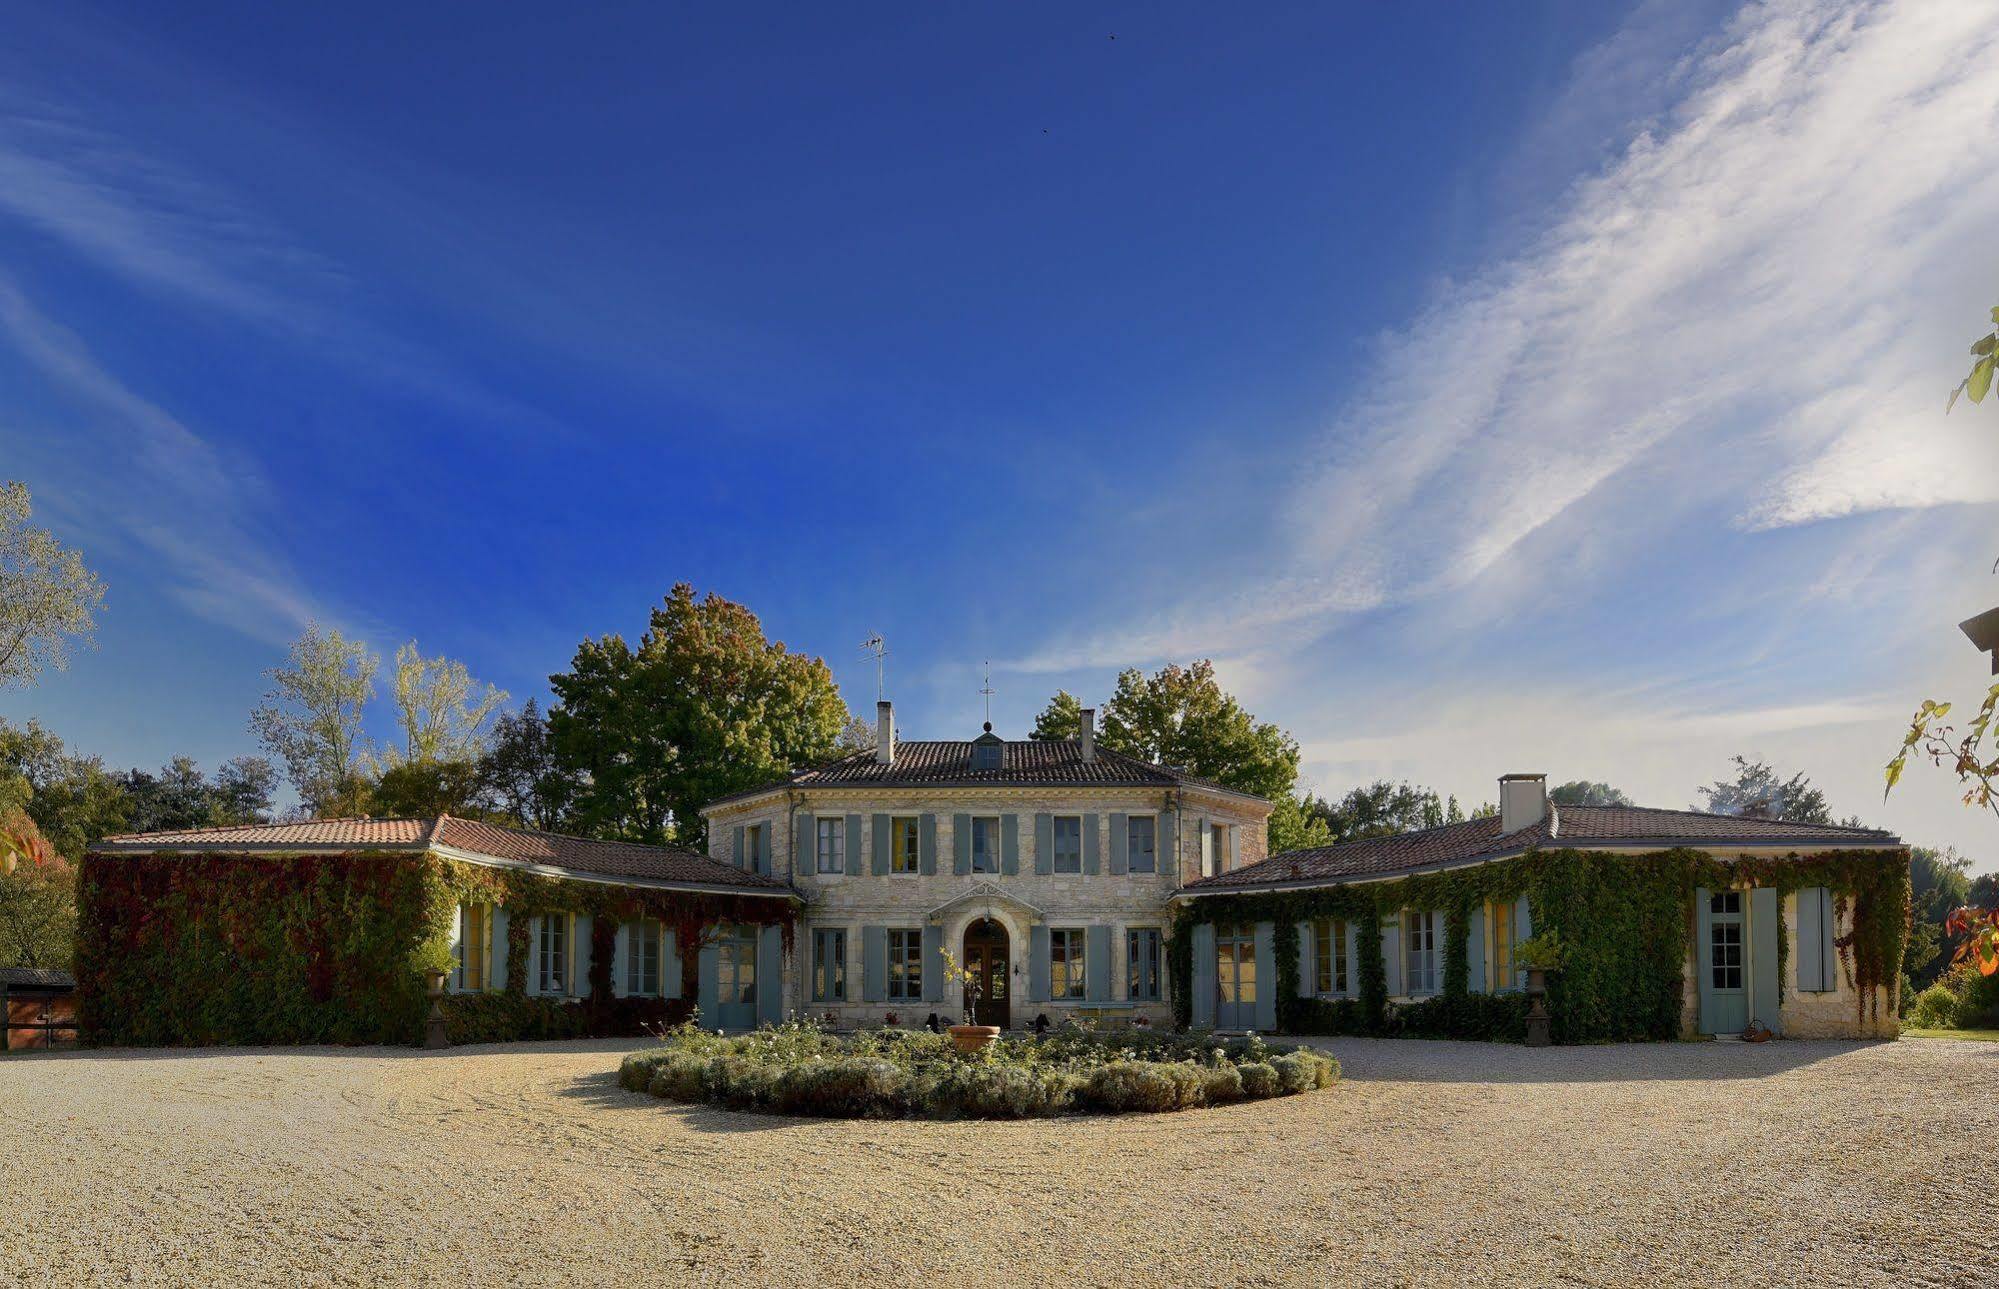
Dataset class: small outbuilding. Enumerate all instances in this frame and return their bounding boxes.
[1,967,78,1051]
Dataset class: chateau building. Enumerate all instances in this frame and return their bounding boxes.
[700,702,1273,1029]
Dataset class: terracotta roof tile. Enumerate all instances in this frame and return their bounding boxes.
[92,816,790,894]
[1184,805,1900,892]
[708,739,1265,805]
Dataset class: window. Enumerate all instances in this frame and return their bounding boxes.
[816,817,845,874]
[1051,816,1082,873]
[1050,929,1086,999]
[971,816,1001,874]
[1199,822,1214,877]
[453,903,489,992]
[1211,823,1231,873]
[1127,928,1162,1001]
[1489,901,1516,991]
[1127,815,1157,873]
[537,914,569,995]
[716,927,757,1006]
[742,823,765,872]
[1404,910,1439,996]
[1312,918,1347,996]
[887,928,922,1002]
[889,817,920,874]
[1710,892,1743,990]
[627,918,664,996]
[812,927,847,1002]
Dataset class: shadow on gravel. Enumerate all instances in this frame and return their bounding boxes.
[1294,1036,1882,1083]
[556,1071,805,1133]
[9,1037,654,1063]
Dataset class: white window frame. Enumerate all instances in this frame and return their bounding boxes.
[1050,815,1083,874]
[536,913,572,997]
[1211,822,1233,873]
[626,918,665,997]
[1125,813,1158,874]
[815,815,846,875]
[887,928,922,1002]
[1313,918,1349,997]
[1404,910,1440,996]
[969,815,1003,875]
[889,816,921,876]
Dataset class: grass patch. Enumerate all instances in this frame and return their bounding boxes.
[619,1019,1339,1119]
[1903,1027,1999,1042]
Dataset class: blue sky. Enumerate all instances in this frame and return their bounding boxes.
[5,1,1998,867]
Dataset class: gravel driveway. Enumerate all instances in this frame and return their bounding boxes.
[2,1035,1991,1286]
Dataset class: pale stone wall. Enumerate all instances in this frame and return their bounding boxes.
[705,784,1270,1028]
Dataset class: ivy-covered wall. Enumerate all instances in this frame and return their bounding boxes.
[1171,847,1909,1044]
[76,850,796,1048]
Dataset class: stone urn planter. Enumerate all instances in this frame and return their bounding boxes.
[1523,967,1552,1048]
[423,970,450,1050]
[948,1024,1001,1054]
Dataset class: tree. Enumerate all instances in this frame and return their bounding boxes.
[475,701,577,830]
[548,585,850,849]
[372,759,483,818]
[0,481,105,689]
[1306,780,1458,844]
[1945,304,1999,413]
[1905,847,1974,994]
[836,715,876,755]
[1694,756,1832,823]
[1550,780,1633,808]
[1268,790,1334,854]
[0,813,75,969]
[381,642,508,767]
[0,718,130,860]
[120,755,277,833]
[1030,690,1086,742]
[249,624,378,816]
[1091,662,1300,802]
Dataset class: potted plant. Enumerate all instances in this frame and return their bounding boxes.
[413,940,457,1049]
[1514,930,1565,1049]
[939,949,1001,1053]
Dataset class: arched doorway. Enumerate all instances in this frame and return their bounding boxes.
[962,918,1010,1029]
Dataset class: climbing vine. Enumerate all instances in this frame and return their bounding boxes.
[1172,846,1909,1042]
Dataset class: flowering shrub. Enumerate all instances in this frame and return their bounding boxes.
[618,1018,1338,1119]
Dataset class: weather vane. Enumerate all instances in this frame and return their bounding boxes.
[979,659,996,725]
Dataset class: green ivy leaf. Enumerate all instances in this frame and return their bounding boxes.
[1974,334,1998,356]
[1971,355,1995,404]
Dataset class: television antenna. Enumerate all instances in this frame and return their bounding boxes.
[860,635,888,702]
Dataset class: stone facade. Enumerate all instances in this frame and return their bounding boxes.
[704,782,1270,1028]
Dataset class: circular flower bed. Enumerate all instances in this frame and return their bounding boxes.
[616,1020,1338,1119]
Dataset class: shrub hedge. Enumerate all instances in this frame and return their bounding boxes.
[619,1020,1338,1120]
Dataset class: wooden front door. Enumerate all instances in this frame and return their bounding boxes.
[1216,924,1257,1030]
[1701,891,1748,1035]
[963,919,1010,1029]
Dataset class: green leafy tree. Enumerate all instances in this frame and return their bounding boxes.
[1092,662,1300,802]
[548,585,850,849]
[1905,846,1974,994]
[1549,780,1634,807]
[1695,756,1832,823]
[380,641,509,768]
[0,815,74,970]
[249,624,378,816]
[119,755,277,833]
[0,718,131,860]
[0,480,105,689]
[1306,780,1456,844]
[475,701,577,830]
[371,759,484,818]
[1030,690,1086,741]
[1267,790,1334,854]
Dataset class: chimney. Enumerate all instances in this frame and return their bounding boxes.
[875,700,895,765]
[1499,773,1548,834]
[1079,708,1096,762]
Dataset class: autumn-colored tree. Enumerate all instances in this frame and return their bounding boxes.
[0,813,74,970]
[549,585,850,849]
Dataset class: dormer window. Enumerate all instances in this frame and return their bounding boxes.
[970,724,1004,771]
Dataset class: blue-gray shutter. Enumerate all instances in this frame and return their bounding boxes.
[1466,907,1486,994]
[952,813,971,876]
[1253,922,1277,1031]
[1034,813,1053,875]
[1695,888,1716,1031]
[697,940,720,1028]
[611,920,629,998]
[1513,894,1532,988]
[757,924,783,1025]
[794,810,812,878]
[490,906,510,991]
[1028,925,1051,1002]
[1797,887,1831,992]
[572,914,592,998]
[872,814,891,876]
[862,926,887,1004]
[1381,915,1403,998]
[845,813,863,877]
[1086,924,1111,1001]
[663,929,682,1000]
[733,825,745,871]
[1002,815,1020,877]
[1750,886,1780,1033]
[1159,808,1177,880]
[922,923,944,1003]
[1191,923,1216,1027]
[1082,813,1100,875]
[1343,922,1358,997]
[1108,813,1129,876]
[919,813,937,876]
[1296,921,1314,998]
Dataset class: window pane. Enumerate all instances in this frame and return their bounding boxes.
[817,819,844,873]
[892,818,919,873]
[1052,817,1082,873]
[1127,817,1156,872]
[972,818,999,873]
